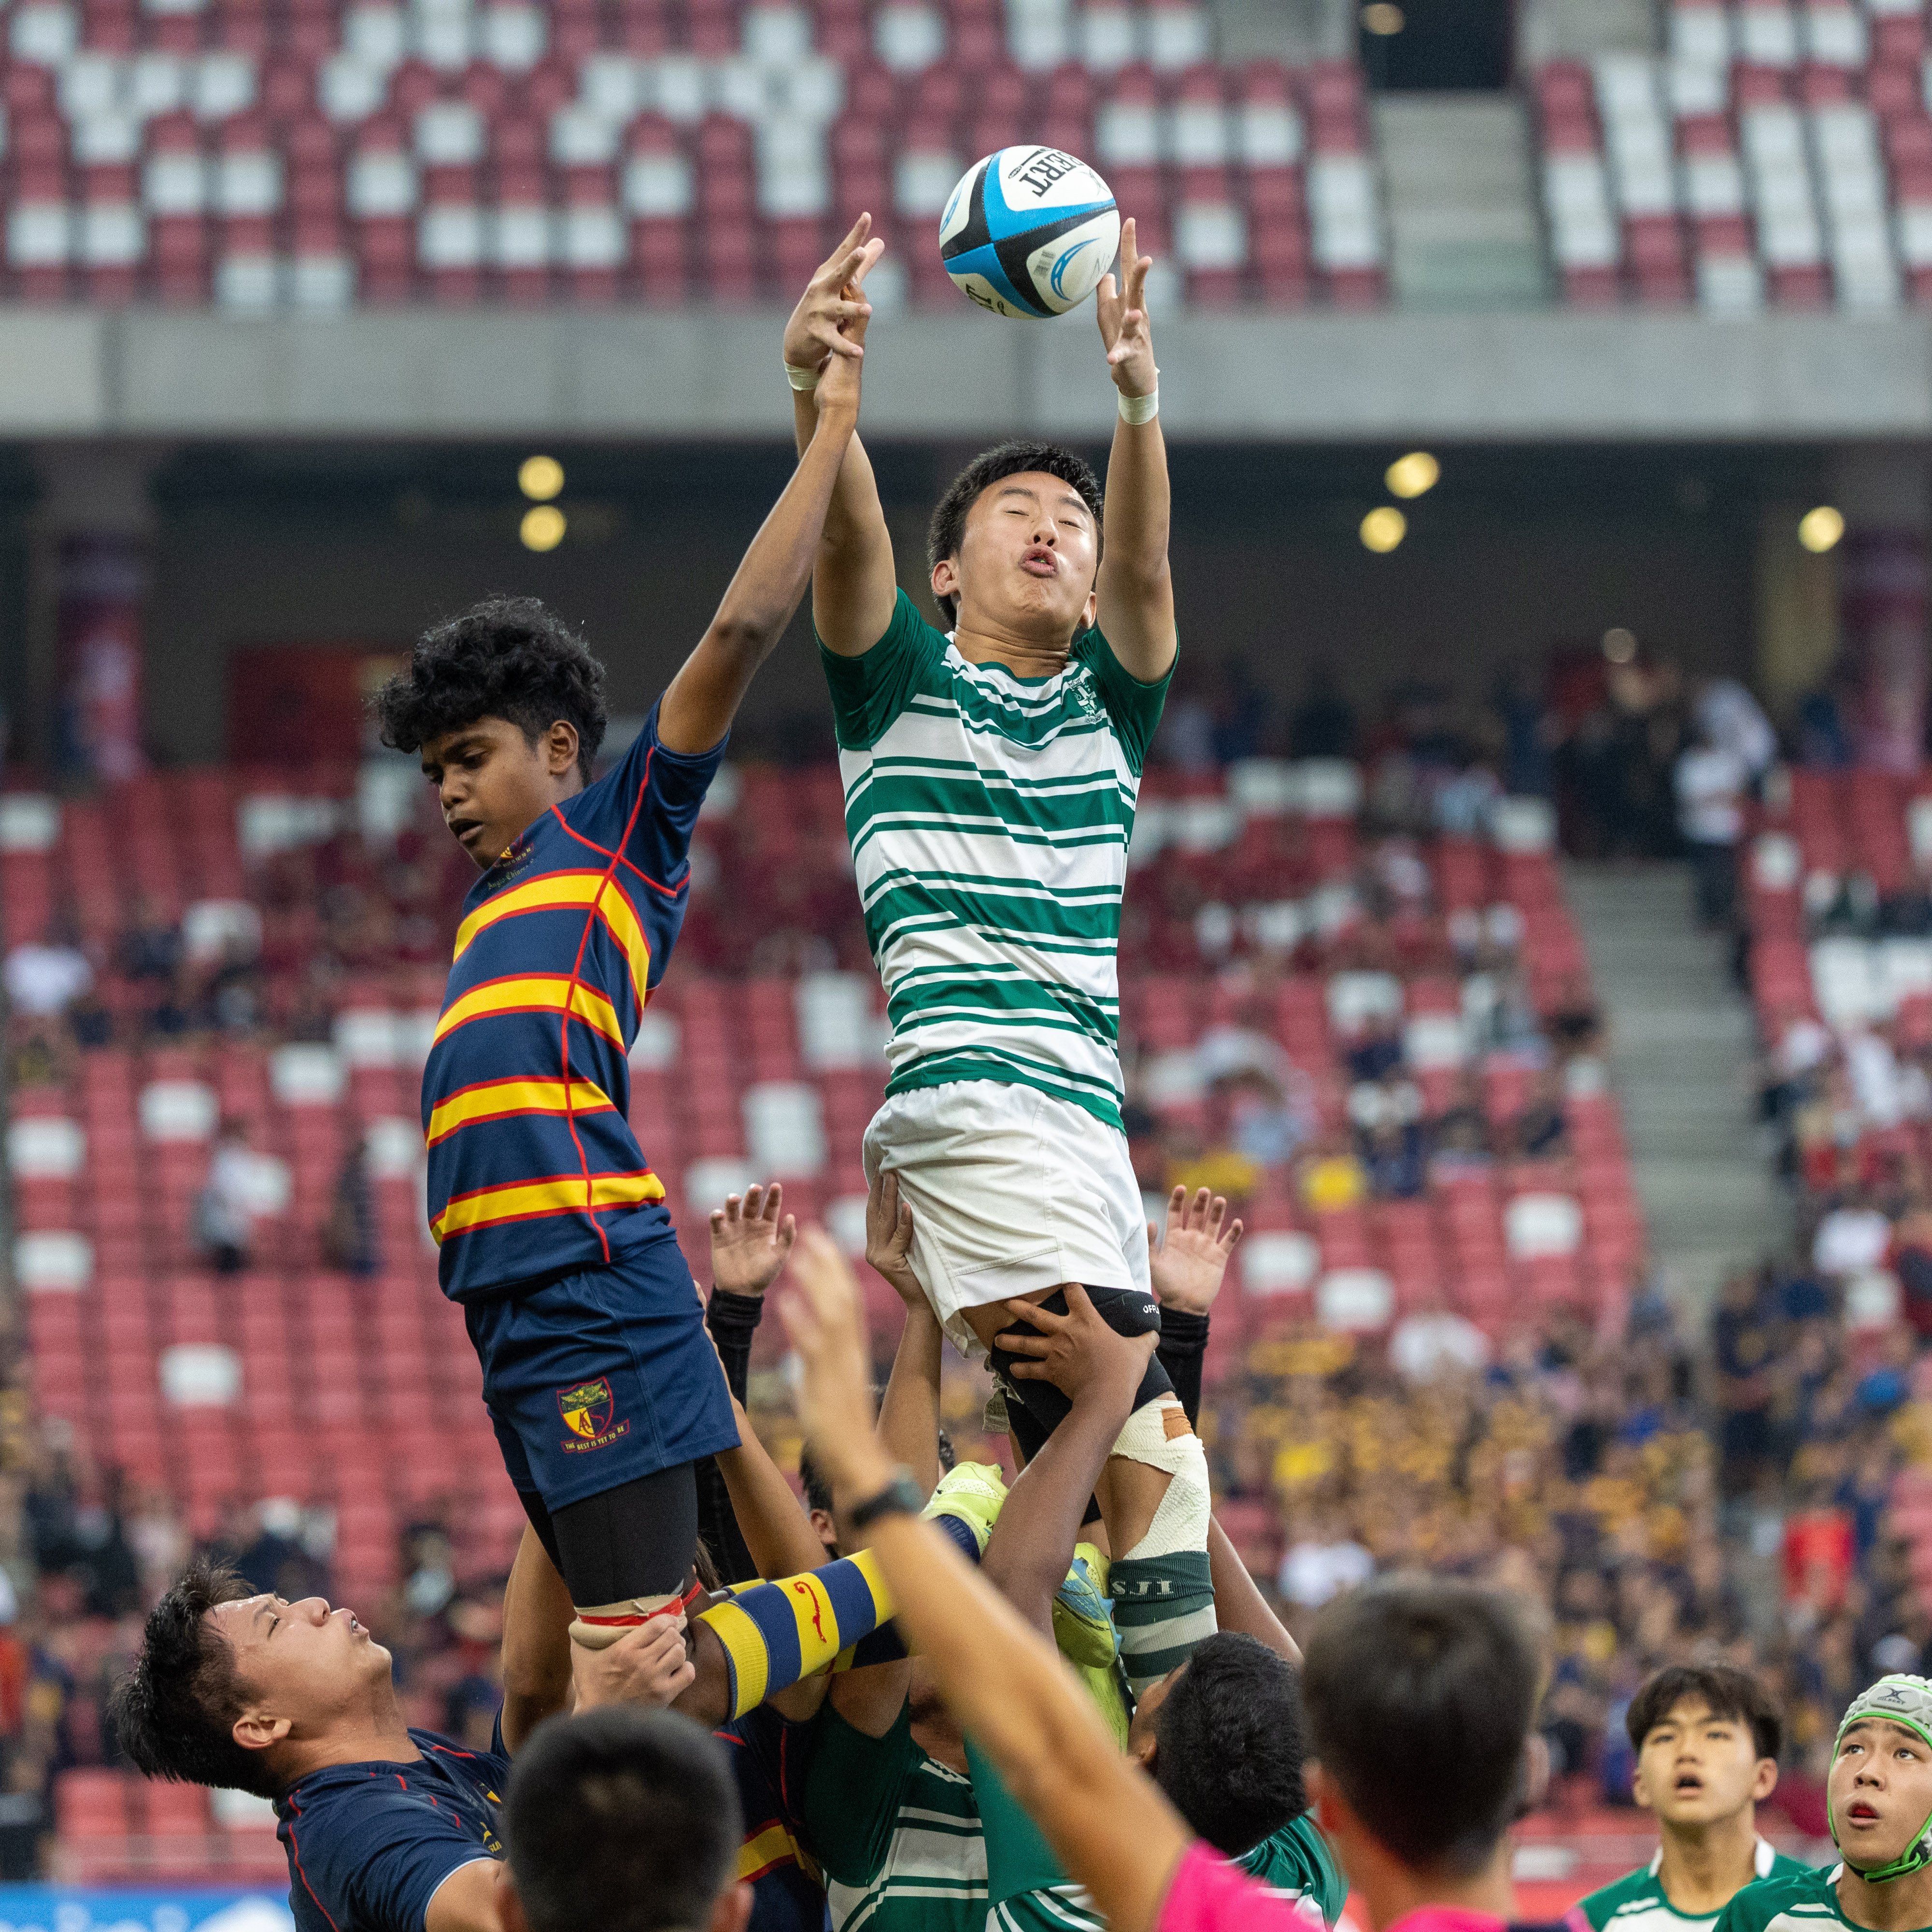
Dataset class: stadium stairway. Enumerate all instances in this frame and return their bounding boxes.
[1371,93,1552,308]
[1566,863,1789,1308]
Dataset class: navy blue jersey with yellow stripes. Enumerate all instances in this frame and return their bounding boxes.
[424,701,724,1299]
[718,1708,825,1932]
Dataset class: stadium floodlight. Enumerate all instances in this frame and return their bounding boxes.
[1603,627,1638,664]
[1385,451,1440,499]
[519,454,566,501]
[520,505,567,552]
[1362,2,1404,32]
[1798,505,1846,554]
[1360,506,1406,553]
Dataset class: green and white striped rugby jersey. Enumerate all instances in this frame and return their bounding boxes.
[1580,1842,1810,1932]
[819,590,1173,1133]
[1712,1864,1858,1932]
[805,1699,987,1932]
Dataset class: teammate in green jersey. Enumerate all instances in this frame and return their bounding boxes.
[1580,1665,1806,1932]
[1715,1674,1932,1932]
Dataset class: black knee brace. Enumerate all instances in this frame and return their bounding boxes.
[989,1286,1174,1442]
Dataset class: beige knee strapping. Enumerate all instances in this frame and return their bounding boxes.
[1108,1397,1212,1563]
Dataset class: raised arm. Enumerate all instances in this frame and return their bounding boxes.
[1093,217,1175,685]
[980,1288,1149,1633]
[655,272,870,753]
[782,215,900,657]
[781,1230,1192,1932]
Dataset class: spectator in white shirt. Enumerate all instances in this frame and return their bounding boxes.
[1695,676,1777,783]
[1389,1293,1494,1383]
[1676,723,1747,929]
[1845,1026,1908,1131]
[1812,1195,1893,1279]
[194,1118,259,1276]
[1277,1508,1375,1611]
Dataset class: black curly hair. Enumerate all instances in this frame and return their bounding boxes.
[926,441,1104,627]
[373,596,609,782]
[107,1557,276,1796]
[1152,1633,1308,1857]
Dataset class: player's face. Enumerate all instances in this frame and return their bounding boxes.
[1125,1661,1185,1764]
[1633,1698,1772,1826]
[940,473,1099,642]
[211,1591,392,1730]
[1831,1719,1932,1868]
[419,715,578,869]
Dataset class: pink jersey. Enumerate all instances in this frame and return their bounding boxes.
[1158,1842,1310,1932]
[1156,1847,1590,1932]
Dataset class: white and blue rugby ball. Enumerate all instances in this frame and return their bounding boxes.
[938,146,1121,319]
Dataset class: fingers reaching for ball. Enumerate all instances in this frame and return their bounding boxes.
[1097,215,1157,395]
[783,214,886,371]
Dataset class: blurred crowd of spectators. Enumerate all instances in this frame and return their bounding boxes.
[0,1255,1925,1868]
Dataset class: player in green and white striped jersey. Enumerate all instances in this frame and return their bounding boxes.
[1714,1675,1932,1932]
[782,210,1219,1701]
[1580,1665,1806,1932]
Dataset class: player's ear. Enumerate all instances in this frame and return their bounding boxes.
[232,1708,292,1752]
[543,719,580,778]
[931,556,960,607]
[1080,585,1098,631]
[1754,1755,1780,1802]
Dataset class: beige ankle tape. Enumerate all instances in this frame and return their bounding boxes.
[568,1585,695,1651]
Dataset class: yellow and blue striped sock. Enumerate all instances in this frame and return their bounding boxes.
[696,1548,895,1718]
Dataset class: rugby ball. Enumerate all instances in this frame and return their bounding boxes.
[938,146,1121,319]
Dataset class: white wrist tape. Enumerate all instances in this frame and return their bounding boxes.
[1118,385,1159,426]
[784,362,821,392]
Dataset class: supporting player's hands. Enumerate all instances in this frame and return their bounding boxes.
[571,1614,696,1714]
[997,1284,1155,1408]
[865,1168,922,1308]
[782,213,884,375]
[710,1182,797,1298]
[780,1227,895,1497]
[1095,215,1156,399]
[1148,1186,1243,1316]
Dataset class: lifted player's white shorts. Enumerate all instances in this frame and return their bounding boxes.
[861,1078,1151,1359]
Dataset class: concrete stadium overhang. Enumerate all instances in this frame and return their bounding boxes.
[0,305,1929,443]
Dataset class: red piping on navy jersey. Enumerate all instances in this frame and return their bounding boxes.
[551,812,687,901]
[283,1795,344,1932]
[552,752,654,1260]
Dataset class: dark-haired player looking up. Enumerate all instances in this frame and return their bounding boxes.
[783,209,1222,1699]
[1579,1665,1803,1932]
[371,238,878,1659]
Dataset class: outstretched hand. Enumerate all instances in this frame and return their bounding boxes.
[1147,1186,1242,1315]
[1095,214,1156,399]
[780,1228,893,1496]
[996,1284,1155,1405]
[783,213,884,374]
[710,1182,796,1297]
